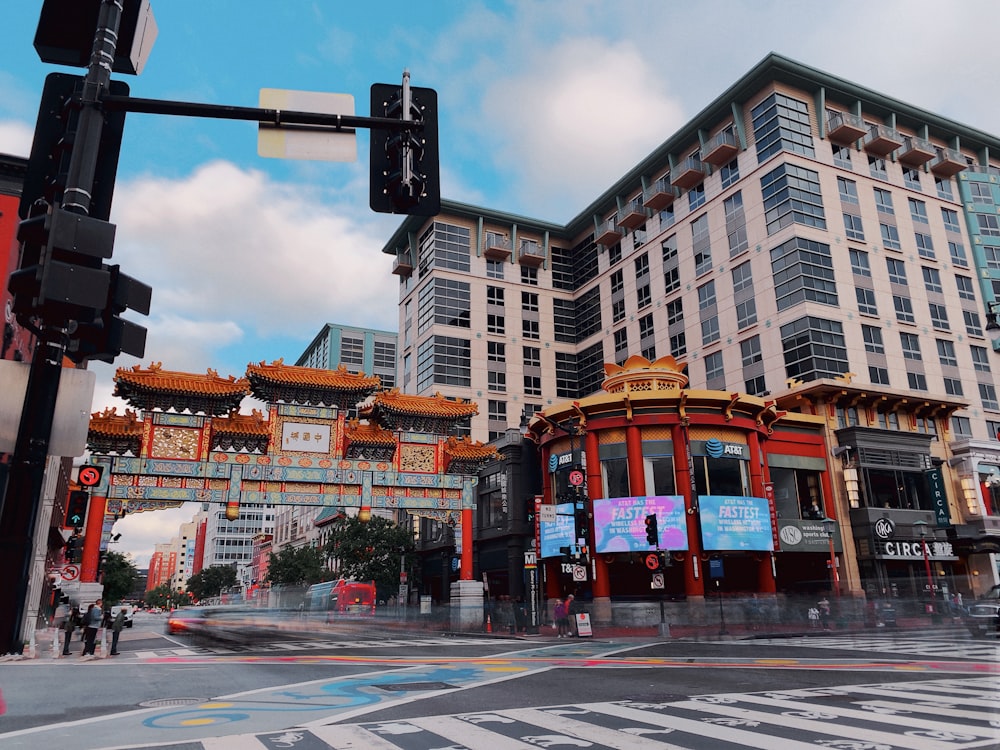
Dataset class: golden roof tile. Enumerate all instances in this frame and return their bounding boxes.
[88,407,143,438]
[444,435,501,461]
[246,360,381,391]
[212,409,270,436]
[364,389,479,418]
[344,418,397,446]
[115,362,250,398]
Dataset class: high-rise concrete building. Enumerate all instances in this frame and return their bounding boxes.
[297,324,398,391]
[380,53,1000,596]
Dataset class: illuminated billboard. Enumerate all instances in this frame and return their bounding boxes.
[699,495,774,551]
[592,495,688,553]
[539,502,576,558]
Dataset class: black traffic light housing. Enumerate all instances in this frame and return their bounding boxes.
[574,501,589,539]
[369,80,439,216]
[67,264,151,363]
[65,533,83,563]
[645,513,659,547]
[65,490,89,528]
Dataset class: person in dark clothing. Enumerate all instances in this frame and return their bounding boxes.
[81,599,103,656]
[62,605,80,656]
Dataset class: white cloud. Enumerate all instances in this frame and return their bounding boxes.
[0,120,33,158]
[113,503,199,569]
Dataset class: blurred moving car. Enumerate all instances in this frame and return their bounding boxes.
[964,584,1000,638]
[110,605,134,628]
[166,607,209,635]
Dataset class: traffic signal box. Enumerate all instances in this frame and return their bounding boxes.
[64,489,89,528]
[645,513,659,547]
[369,82,440,216]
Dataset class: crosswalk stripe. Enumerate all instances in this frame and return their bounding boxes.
[858,700,997,722]
[579,701,821,749]
[202,735,268,750]
[842,685,1000,709]
[502,707,688,749]
[310,723,419,749]
[669,698,964,750]
[406,715,538,749]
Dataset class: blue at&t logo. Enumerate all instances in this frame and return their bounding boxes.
[548,454,559,473]
[705,438,724,458]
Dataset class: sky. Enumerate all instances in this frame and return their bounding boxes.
[4,0,1000,567]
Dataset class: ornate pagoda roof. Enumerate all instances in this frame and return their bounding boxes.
[114,363,249,415]
[363,390,478,420]
[245,360,381,408]
[344,418,396,446]
[211,409,270,437]
[602,354,688,393]
[444,435,501,474]
[87,407,143,455]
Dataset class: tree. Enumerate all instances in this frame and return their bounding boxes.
[324,515,415,598]
[266,545,327,587]
[144,583,174,609]
[185,565,237,601]
[100,550,139,604]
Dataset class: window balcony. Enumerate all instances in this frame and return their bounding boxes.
[642,176,679,210]
[518,241,545,267]
[826,112,867,145]
[700,130,739,166]
[897,136,935,166]
[862,124,904,156]
[670,155,707,189]
[392,253,413,277]
[930,147,966,177]
[483,234,512,261]
[595,218,623,247]
[617,197,647,230]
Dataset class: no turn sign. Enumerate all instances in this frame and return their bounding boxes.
[78,465,103,487]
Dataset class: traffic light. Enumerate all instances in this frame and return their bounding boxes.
[65,533,82,563]
[65,490,89,528]
[574,501,589,538]
[644,513,659,547]
[66,263,151,363]
[369,76,439,216]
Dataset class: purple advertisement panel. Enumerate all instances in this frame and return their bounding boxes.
[593,496,688,553]
[699,495,774,551]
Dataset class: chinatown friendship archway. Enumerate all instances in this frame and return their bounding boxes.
[79,361,499,625]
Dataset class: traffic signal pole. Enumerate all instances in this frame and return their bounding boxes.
[0,0,123,655]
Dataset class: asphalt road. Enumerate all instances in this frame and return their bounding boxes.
[0,612,996,749]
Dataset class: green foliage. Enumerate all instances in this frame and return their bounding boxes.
[185,564,238,600]
[100,551,139,604]
[324,515,414,598]
[266,545,327,587]
[144,583,175,609]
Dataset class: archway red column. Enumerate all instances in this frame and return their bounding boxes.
[460,506,473,580]
[673,422,704,597]
[80,494,108,583]
[585,429,611,600]
[747,430,777,594]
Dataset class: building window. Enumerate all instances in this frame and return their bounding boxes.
[770,236,837,311]
[907,372,928,391]
[745,375,766,396]
[487,313,505,335]
[935,338,957,366]
[639,313,655,340]
[608,244,622,266]
[670,331,687,357]
[862,324,884,354]
[736,298,757,328]
[856,287,878,316]
[664,267,680,294]
[705,351,725,382]
[488,400,506,422]
[340,336,364,367]
[949,241,969,268]
[658,203,675,229]
[893,295,915,323]
[837,176,859,204]
[761,163,826,234]
[666,298,683,324]
[971,345,991,372]
[488,370,506,392]
[921,266,943,294]
[724,192,748,256]
[903,167,921,191]
[886,258,908,286]
[978,214,1000,236]
[849,248,871,277]
[944,377,964,397]
[780,316,849,382]
[914,232,935,259]
[964,310,984,337]
[869,366,890,385]
[751,91,814,161]
[688,182,706,211]
[732,261,753,292]
[952,416,973,437]
[416,336,471,391]
[873,187,894,214]
[486,259,504,279]
[832,143,852,169]
[523,346,540,367]
[869,155,888,180]
[970,181,994,205]
[908,198,929,224]
[524,375,541,396]
[697,280,716,309]
[521,291,539,312]
[935,176,954,200]
[721,157,740,188]
[611,298,626,324]
[488,341,505,362]
[929,303,949,331]
[981,383,1000,410]
[522,319,540,340]
[418,277,471,334]
[843,213,865,241]
[418,222,470,275]
[692,213,712,275]
[636,283,651,310]
[701,315,720,345]
[521,265,537,285]
[900,332,922,360]
[880,222,901,250]
[486,285,504,306]
[741,335,762,365]
[610,269,624,294]
[956,275,976,301]
[634,252,650,278]
[941,207,961,233]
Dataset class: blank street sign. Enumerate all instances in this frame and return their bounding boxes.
[258,89,357,162]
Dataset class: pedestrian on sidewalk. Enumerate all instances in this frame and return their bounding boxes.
[818,597,832,630]
[81,599,103,656]
[109,607,126,655]
[553,598,568,637]
[566,594,582,636]
[62,605,80,656]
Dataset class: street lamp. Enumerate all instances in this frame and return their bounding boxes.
[821,517,840,597]
[912,519,935,604]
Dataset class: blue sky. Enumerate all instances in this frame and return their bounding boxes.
[4,0,1000,565]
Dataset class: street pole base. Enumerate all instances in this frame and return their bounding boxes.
[657,623,671,637]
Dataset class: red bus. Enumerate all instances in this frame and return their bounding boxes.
[306,579,376,620]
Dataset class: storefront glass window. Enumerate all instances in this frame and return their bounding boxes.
[643,455,676,496]
[862,468,931,510]
[601,458,630,499]
[693,456,747,496]
[770,467,824,519]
